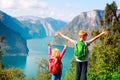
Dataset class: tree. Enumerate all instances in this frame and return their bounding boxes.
[64,58,76,80]
[36,58,51,80]
[0,36,5,64]
[0,36,5,42]
[104,1,119,26]
[88,1,120,80]
[0,67,26,80]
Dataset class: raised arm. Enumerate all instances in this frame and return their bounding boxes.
[48,44,52,56]
[60,44,67,59]
[89,31,108,44]
[57,32,74,44]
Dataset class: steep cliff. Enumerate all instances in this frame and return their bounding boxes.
[0,10,30,39]
[0,21,28,56]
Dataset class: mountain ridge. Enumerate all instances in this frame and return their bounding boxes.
[16,16,67,38]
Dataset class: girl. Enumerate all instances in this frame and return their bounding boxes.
[48,44,67,80]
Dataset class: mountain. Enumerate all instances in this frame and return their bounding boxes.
[0,21,28,55]
[0,10,30,39]
[51,10,104,46]
[0,11,28,68]
[45,17,67,31]
[16,16,67,39]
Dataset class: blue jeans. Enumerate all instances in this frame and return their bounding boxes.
[52,69,62,80]
[76,61,88,80]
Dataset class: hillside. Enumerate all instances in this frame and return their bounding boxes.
[0,21,28,55]
[0,10,30,39]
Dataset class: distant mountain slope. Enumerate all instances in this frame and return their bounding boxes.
[0,21,28,55]
[0,10,67,39]
[51,10,104,46]
[45,17,67,31]
[17,16,67,39]
[0,10,30,39]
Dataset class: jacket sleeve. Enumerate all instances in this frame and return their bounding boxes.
[48,47,52,56]
[85,40,91,46]
[60,48,66,59]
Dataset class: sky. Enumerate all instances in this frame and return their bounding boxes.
[0,0,120,22]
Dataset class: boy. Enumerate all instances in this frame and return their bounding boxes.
[57,30,108,80]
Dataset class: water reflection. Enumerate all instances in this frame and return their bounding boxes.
[2,56,27,70]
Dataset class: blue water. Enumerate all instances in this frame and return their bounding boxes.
[2,37,74,78]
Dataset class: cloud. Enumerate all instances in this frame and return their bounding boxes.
[37,1,48,9]
[0,0,15,8]
[0,0,72,21]
[0,0,48,10]
[0,0,51,17]
[65,3,73,8]
[18,0,36,9]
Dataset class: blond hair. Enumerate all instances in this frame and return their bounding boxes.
[52,48,60,58]
[78,30,87,38]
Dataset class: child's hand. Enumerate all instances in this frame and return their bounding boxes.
[101,30,109,35]
[64,44,68,48]
[48,44,51,48]
[56,32,62,36]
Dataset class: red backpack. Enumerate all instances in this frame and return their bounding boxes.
[48,57,62,74]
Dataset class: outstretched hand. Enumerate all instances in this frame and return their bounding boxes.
[64,44,68,48]
[56,32,62,36]
[48,43,51,48]
[101,30,109,35]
